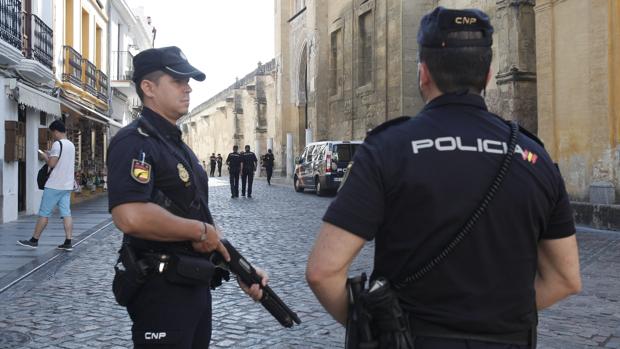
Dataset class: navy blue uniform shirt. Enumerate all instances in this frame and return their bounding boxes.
[226,152,242,170]
[323,93,575,335]
[241,151,258,173]
[107,107,213,249]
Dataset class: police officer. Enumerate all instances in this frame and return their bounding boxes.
[262,149,275,185]
[240,145,258,197]
[216,153,223,176]
[107,46,268,349]
[209,153,217,177]
[306,7,581,349]
[226,145,242,198]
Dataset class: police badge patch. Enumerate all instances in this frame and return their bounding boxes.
[131,159,151,184]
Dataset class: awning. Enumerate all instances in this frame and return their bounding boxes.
[61,96,123,128]
[5,79,61,117]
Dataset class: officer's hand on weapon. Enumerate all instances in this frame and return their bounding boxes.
[191,223,231,262]
[238,266,269,302]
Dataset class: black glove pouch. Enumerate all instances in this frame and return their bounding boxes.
[165,254,215,286]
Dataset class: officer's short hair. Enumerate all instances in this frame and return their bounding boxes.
[49,120,66,133]
[135,70,166,102]
[417,7,493,94]
[233,145,238,151]
[245,145,250,149]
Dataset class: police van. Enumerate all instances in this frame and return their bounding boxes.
[294,141,362,196]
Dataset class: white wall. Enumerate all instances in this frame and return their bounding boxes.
[1,76,19,223]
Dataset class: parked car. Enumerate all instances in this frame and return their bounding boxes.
[293,140,362,196]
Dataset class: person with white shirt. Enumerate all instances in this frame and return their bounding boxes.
[18,120,76,251]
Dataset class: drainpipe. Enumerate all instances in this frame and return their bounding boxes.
[106,0,113,165]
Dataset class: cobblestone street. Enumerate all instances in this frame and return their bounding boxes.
[0,178,618,348]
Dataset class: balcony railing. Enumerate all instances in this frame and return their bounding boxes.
[62,45,82,87]
[0,0,21,50]
[21,12,53,69]
[96,70,108,101]
[82,58,97,96]
[111,51,134,81]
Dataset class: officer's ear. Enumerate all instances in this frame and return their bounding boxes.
[140,79,157,99]
[418,62,433,88]
[485,68,493,88]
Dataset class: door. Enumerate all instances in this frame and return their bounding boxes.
[17,106,27,212]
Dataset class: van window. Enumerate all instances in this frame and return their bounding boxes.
[333,144,360,162]
[305,145,315,162]
[313,144,325,160]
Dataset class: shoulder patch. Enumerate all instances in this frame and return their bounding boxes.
[367,116,411,137]
[131,159,152,184]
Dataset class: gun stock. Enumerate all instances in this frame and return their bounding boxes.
[212,239,302,328]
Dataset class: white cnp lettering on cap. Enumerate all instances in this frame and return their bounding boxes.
[455,17,478,25]
[145,332,167,340]
[412,137,514,155]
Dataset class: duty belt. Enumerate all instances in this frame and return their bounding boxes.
[409,317,532,346]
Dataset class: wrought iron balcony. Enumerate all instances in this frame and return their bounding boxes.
[21,12,53,69]
[62,45,82,87]
[96,70,108,101]
[111,51,134,81]
[82,58,97,96]
[0,0,21,50]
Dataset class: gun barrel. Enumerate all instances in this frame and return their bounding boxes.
[218,239,301,328]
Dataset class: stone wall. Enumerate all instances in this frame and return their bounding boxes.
[536,0,619,203]
[182,60,279,174]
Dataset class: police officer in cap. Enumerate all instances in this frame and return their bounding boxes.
[107,46,268,348]
[306,7,581,349]
[226,145,242,198]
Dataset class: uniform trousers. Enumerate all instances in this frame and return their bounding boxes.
[229,168,240,197]
[127,274,212,349]
[265,166,273,185]
[415,336,530,349]
[241,170,254,196]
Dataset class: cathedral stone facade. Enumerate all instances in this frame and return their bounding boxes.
[182,0,620,227]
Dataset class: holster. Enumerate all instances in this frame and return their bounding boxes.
[112,244,151,307]
[361,278,414,349]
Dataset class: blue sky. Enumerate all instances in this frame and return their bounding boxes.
[129,0,275,109]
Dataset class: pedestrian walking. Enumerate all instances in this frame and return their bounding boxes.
[306,7,581,349]
[262,149,275,185]
[226,145,242,198]
[18,120,76,251]
[209,153,217,177]
[216,153,223,177]
[106,46,268,349]
[240,145,258,198]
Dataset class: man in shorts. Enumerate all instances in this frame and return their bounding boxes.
[18,120,76,251]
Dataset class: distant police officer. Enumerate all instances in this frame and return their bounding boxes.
[216,153,223,176]
[262,149,275,185]
[306,7,581,349]
[107,46,267,349]
[240,145,258,197]
[226,145,242,198]
[209,153,217,177]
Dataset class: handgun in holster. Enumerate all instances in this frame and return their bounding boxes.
[112,243,151,307]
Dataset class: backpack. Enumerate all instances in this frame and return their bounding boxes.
[37,141,63,190]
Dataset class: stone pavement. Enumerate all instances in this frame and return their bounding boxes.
[0,193,112,293]
[0,178,618,348]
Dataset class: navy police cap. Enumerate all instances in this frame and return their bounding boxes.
[132,46,205,83]
[417,7,493,48]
